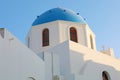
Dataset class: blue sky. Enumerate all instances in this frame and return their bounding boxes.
[0,0,120,58]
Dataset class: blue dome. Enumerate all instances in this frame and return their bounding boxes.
[32,7,86,26]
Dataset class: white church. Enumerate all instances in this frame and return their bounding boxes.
[0,7,120,80]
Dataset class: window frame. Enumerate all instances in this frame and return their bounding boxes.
[42,28,49,47]
[70,27,78,43]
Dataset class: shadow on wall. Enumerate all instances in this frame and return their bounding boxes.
[70,50,120,80]
[79,60,120,80]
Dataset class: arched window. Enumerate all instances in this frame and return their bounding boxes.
[42,28,49,46]
[90,35,94,49]
[70,27,78,43]
[102,71,110,80]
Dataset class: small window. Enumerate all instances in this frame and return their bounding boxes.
[70,27,78,43]
[42,28,49,46]
[102,71,110,80]
[90,35,94,49]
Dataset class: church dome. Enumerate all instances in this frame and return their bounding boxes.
[32,7,86,26]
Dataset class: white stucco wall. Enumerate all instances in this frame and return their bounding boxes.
[45,41,71,75]
[85,25,96,50]
[27,20,96,55]
[58,20,87,46]
[2,28,119,80]
[43,52,60,80]
[27,21,60,53]
[69,41,120,80]
[25,20,120,80]
[42,40,120,80]
[69,41,120,71]
[0,29,45,80]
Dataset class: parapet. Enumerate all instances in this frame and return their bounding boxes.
[101,48,114,57]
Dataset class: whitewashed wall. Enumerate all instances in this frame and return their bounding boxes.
[0,29,45,80]
[27,20,96,54]
[42,40,120,80]
[69,41,120,80]
[27,21,60,53]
